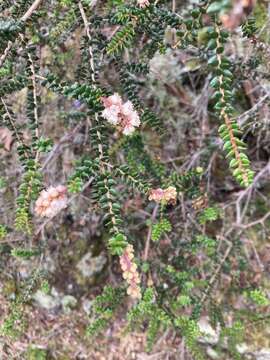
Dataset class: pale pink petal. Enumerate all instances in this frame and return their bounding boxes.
[137,0,150,8]
[35,185,68,218]
[109,93,123,106]
[102,107,120,125]
[130,112,141,127]
[122,101,134,116]
[122,125,135,135]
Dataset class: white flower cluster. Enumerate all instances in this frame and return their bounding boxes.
[101,93,140,135]
[35,185,68,218]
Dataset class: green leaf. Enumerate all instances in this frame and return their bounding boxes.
[207,2,223,13]
[223,141,232,151]
[229,159,238,168]
[208,55,219,66]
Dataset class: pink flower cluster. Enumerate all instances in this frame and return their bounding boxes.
[148,186,177,204]
[120,244,141,299]
[35,185,68,218]
[137,0,150,7]
[101,93,140,135]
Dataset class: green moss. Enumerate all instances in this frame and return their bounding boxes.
[26,346,48,360]
[2,279,16,297]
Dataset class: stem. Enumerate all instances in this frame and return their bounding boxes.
[216,25,249,186]
[78,1,96,85]
[0,0,44,68]
[78,2,119,234]
[21,0,44,22]
[0,42,12,68]
[27,52,40,162]
[143,204,159,261]
[1,98,29,159]
[199,242,232,306]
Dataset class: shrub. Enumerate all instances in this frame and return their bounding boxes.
[0,0,270,358]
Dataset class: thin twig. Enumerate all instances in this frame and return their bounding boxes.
[143,204,159,261]
[41,123,82,171]
[235,161,270,225]
[199,242,233,306]
[238,93,270,127]
[78,2,96,84]
[0,42,12,68]
[0,0,43,67]
[21,0,44,22]
[234,211,270,230]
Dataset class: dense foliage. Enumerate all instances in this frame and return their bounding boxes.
[0,0,270,359]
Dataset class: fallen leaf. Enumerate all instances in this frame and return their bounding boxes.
[0,127,13,151]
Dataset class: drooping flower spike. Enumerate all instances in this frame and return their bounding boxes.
[119,244,141,299]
